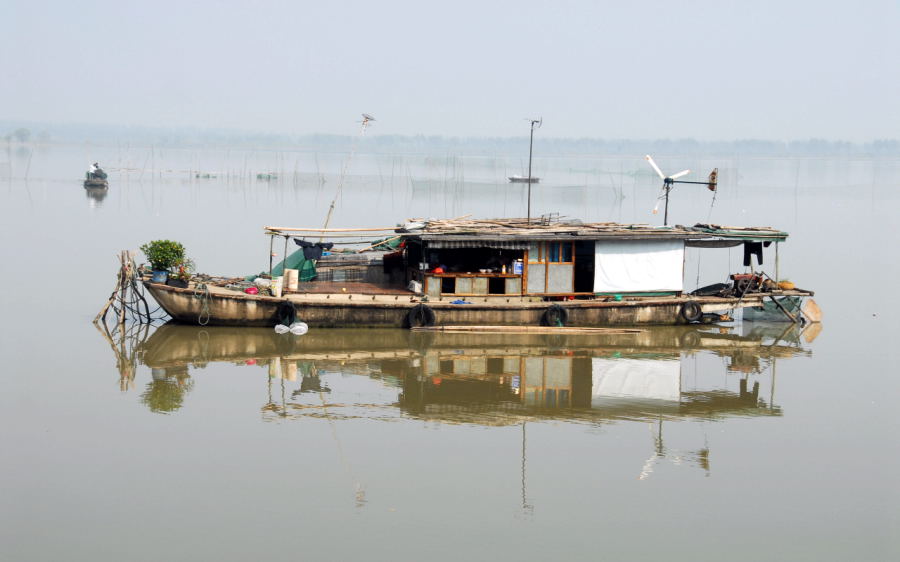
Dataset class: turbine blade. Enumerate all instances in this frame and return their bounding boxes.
[645,155,665,180]
[669,169,691,180]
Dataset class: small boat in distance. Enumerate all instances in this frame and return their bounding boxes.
[508,175,540,184]
[84,162,108,188]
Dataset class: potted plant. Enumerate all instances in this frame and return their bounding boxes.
[166,258,195,288]
[140,240,185,283]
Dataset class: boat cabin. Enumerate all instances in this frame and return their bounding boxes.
[397,217,788,301]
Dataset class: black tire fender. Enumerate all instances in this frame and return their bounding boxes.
[681,300,703,323]
[540,304,568,327]
[406,303,436,328]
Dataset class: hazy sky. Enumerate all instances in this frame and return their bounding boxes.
[2,0,897,141]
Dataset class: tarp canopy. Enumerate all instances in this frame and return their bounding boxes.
[593,240,685,293]
[685,239,743,248]
[247,249,316,282]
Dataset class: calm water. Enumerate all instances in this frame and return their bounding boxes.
[1,145,898,561]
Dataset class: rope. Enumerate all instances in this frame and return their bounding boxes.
[193,283,211,326]
[706,183,719,222]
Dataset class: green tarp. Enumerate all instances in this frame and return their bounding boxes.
[246,249,317,282]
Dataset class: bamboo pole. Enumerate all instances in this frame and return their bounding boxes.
[356,235,402,253]
[267,232,409,239]
[265,226,400,233]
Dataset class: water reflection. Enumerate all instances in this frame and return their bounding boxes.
[108,324,811,423]
[100,321,813,499]
[84,185,109,207]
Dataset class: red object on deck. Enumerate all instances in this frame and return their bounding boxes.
[244,287,259,295]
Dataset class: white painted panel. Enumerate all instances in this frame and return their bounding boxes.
[593,240,684,293]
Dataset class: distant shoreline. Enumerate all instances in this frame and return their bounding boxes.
[2,121,898,156]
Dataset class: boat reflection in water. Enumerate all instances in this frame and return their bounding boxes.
[103,322,815,479]
[84,185,108,207]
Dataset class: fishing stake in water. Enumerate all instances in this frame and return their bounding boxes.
[94,250,164,333]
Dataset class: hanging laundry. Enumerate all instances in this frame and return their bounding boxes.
[293,239,334,260]
[743,241,763,266]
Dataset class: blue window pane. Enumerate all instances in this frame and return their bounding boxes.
[549,243,560,262]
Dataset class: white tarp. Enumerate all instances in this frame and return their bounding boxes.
[593,239,685,293]
[591,358,681,402]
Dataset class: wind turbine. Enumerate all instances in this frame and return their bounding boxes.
[645,155,718,226]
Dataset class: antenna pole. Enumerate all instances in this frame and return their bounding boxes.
[527,121,534,224]
[526,118,540,224]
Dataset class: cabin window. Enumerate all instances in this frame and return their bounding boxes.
[441,277,455,293]
[547,242,573,263]
[528,242,543,263]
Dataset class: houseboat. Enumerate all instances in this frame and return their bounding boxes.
[143,216,818,328]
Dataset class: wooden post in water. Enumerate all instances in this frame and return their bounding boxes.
[95,251,155,332]
[117,252,127,328]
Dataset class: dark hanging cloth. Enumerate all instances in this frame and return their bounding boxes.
[383,250,403,273]
[743,241,763,266]
[294,239,334,260]
[277,301,297,326]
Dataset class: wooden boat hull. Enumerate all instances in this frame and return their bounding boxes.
[84,178,108,188]
[144,280,813,328]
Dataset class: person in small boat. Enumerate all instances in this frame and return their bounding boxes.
[88,162,107,180]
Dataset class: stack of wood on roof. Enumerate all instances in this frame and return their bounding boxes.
[263,218,788,241]
[409,217,696,237]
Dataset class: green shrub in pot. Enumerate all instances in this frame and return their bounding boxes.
[140,240,185,272]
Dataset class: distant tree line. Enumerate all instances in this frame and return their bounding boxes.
[3,121,898,156]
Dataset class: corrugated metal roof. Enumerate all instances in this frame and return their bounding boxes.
[424,239,531,249]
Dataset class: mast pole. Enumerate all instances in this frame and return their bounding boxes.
[527,122,534,224]
[664,181,671,226]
